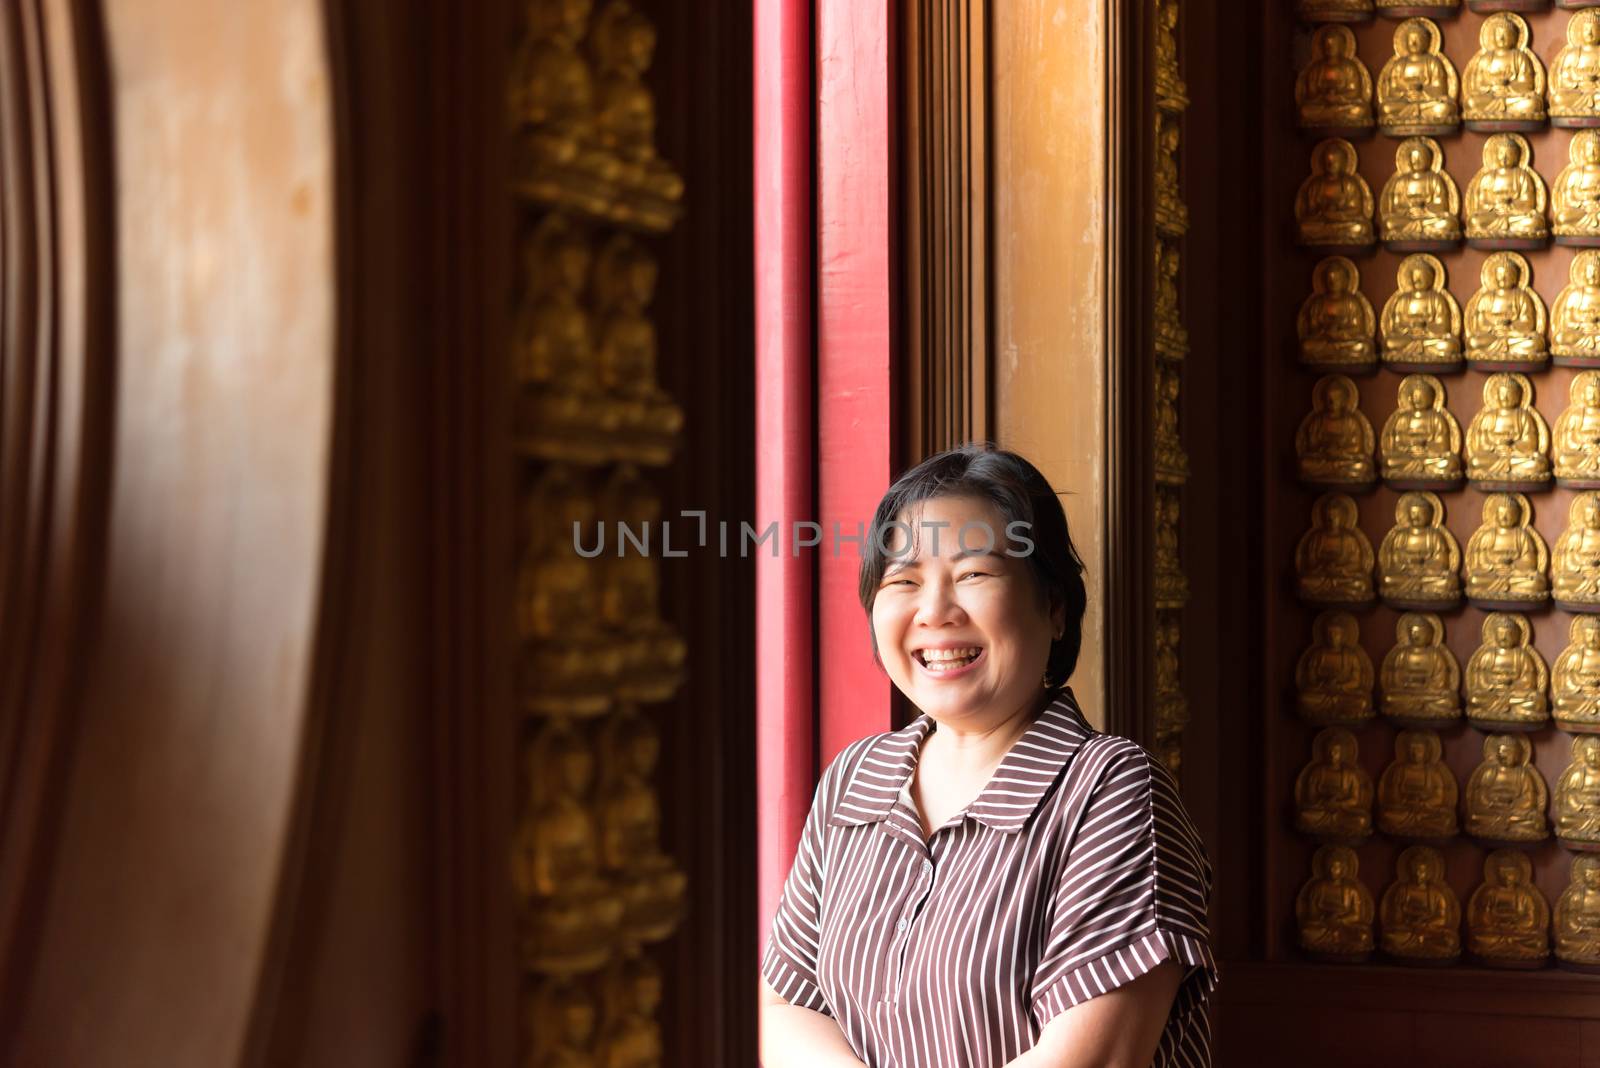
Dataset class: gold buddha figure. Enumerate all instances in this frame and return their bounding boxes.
[1553,133,1600,244]
[1380,845,1461,962]
[1466,733,1551,844]
[1553,257,1600,367]
[527,979,600,1068]
[1155,489,1189,609]
[1296,375,1377,488]
[1551,11,1600,126]
[1377,18,1460,136]
[1465,612,1550,729]
[591,1,684,230]
[1155,114,1188,238]
[1556,373,1600,486]
[1462,14,1548,131]
[1380,611,1463,725]
[1379,137,1461,248]
[1298,257,1378,371]
[1378,491,1462,608]
[1379,375,1463,487]
[1155,364,1188,484]
[1297,610,1377,725]
[1378,729,1459,839]
[1556,856,1600,969]
[1298,26,1375,134]
[1556,616,1600,731]
[1298,0,1375,20]
[1297,845,1375,962]
[1154,616,1189,776]
[1467,850,1551,967]
[1380,256,1462,372]
[594,235,684,465]
[510,0,620,214]
[1295,727,1376,842]
[1155,0,1189,113]
[598,954,664,1068]
[1296,493,1376,606]
[1295,139,1377,250]
[1155,242,1189,360]
[1463,254,1548,370]
[1465,136,1549,247]
[597,709,688,943]
[1556,736,1600,848]
[1465,375,1552,485]
[598,468,687,702]
[1555,492,1600,610]
[1465,492,1551,608]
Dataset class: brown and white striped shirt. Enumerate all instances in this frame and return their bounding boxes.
[762,688,1216,1068]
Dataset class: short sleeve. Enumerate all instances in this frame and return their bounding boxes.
[760,753,849,1016]
[1029,739,1218,1029]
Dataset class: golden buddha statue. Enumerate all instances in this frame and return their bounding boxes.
[1155,242,1189,360]
[1377,18,1460,136]
[1465,136,1549,248]
[1556,855,1600,969]
[1377,491,1461,608]
[1296,375,1377,488]
[1465,612,1550,729]
[1155,363,1189,484]
[1465,492,1551,608]
[1551,11,1600,127]
[1556,616,1600,731]
[598,468,687,702]
[591,1,683,229]
[1298,26,1375,134]
[1380,845,1461,962]
[1554,133,1600,246]
[1380,256,1462,372]
[527,979,600,1068]
[1554,259,1600,370]
[1463,254,1548,370]
[1154,617,1189,776]
[1466,733,1550,844]
[1295,727,1376,842]
[1297,610,1377,725]
[1555,736,1600,848]
[1465,375,1551,486]
[1467,850,1551,967]
[1297,845,1376,962]
[1379,137,1460,249]
[1155,0,1189,113]
[1556,373,1600,487]
[594,235,684,465]
[597,709,687,943]
[1298,0,1374,19]
[1296,493,1376,606]
[1380,612,1463,725]
[1554,492,1600,610]
[1155,113,1188,238]
[1378,729,1459,839]
[1298,257,1378,371]
[1295,139,1377,250]
[1379,375,1463,487]
[1155,489,1189,609]
[598,954,663,1068]
[1462,14,1548,132]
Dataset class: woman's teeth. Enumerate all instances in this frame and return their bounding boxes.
[918,647,981,671]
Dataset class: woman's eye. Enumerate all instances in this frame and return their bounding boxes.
[959,571,990,581]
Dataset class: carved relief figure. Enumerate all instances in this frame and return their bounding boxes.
[1379,374,1463,486]
[1465,375,1551,485]
[1463,255,1548,370]
[1298,25,1374,133]
[1556,736,1600,848]
[1296,375,1377,487]
[1297,845,1376,962]
[1464,135,1549,247]
[1465,733,1551,843]
[1467,850,1551,966]
[1464,612,1550,729]
[1299,257,1378,371]
[1380,845,1461,962]
[1556,373,1600,485]
[1377,18,1460,135]
[1552,256,1600,364]
[1380,611,1462,725]
[1554,491,1600,610]
[1556,856,1600,969]
[1464,492,1550,607]
[1381,255,1462,372]
[1461,14,1547,131]
[1296,493,1377,606]
[1379,137,1461,248]
[1551,11,1600,126]
[1378,729,1459,839]
[1156,114,1188,237]
[1295,727,1376,842]
[1378,491,1462,608]
[1297,610,1377,725]
[1295,140,1377,250]
[1552,132,1600,243]
[1555,616,1600,731]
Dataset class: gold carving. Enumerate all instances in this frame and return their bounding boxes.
[1554,133,1600,246]
[1556,736,1600,849]
[1465,733,1551,844]
[1461,14,1548,130]
[1156,0,1190,113]
[1556,856,1600,969]
[1554,492,1600,610]
[1464,255,1548,372]
[1555,616,1600,731]
[1156,364,1189,484]
[1154,615,1190,776]
[1155,488,1189,610]
[1553,257,1600,367]
[1296,375,1376,488]
[1298,0,1375,21]
[1377,491,1461,608]
[1550,11,1600,126]
[1557,373,1600,486]
[1377,18,1460,137]
[599,468,687,701]
[1464,137,1549,248]
[1465,375,1552,486]
[1378,138,1461,248]
[1298,257,1378,372]
[1297,610,1376,726]
[1379,375,1463,487]
[591,1,684,231]
[1295,727,1375,842]
[1380,845,1461,962]
[1156,115,1189,238]
[1377,729,1459,839]
[1465,492,1551,608]
[1296,492,1376,607]
[598,953,663,1067]
[595,236,684,465]
[1465,612,1551,730]
[527,977,601,1068]
[1297,845,1375,962]
[1380,256,1463,373]
[1380,612,1463,726]
[598,708,687,942]
[1155,241,1189,360]
[1297,26,1374,133]
[1467,850,1551,966]
[1295,140,1376,250]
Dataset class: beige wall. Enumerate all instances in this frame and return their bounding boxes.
[992,0,1109,726]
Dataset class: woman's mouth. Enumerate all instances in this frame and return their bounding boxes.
[913,646,984,678]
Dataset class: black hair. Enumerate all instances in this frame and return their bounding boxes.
[856,443,1088,689]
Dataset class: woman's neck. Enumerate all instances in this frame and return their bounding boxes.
[920,688,1053,777]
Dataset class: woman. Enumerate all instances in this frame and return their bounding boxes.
[759,445,1217,1068]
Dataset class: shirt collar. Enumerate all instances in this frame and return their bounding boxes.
[827,687,1095,834]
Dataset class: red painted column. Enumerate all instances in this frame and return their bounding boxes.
[816,0,895,763]
[754,0,815,955]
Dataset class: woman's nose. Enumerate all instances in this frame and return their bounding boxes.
[911,577,964,625]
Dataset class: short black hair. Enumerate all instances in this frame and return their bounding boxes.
[857,443,1088,689]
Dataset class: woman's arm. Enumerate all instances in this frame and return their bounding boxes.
[758,978,868,1068]
[1003,962,1182,1068]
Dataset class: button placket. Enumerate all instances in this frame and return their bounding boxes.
[884,852,936,1003]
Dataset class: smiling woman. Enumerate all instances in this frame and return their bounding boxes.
[758,444,1218,1068]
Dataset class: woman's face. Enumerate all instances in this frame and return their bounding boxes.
[870,495,1061,726]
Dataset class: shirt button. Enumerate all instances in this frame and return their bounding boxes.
[896,919,907,931]
[922,860,934,875]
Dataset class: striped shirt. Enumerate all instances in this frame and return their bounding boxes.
[762,688,1217,1068]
